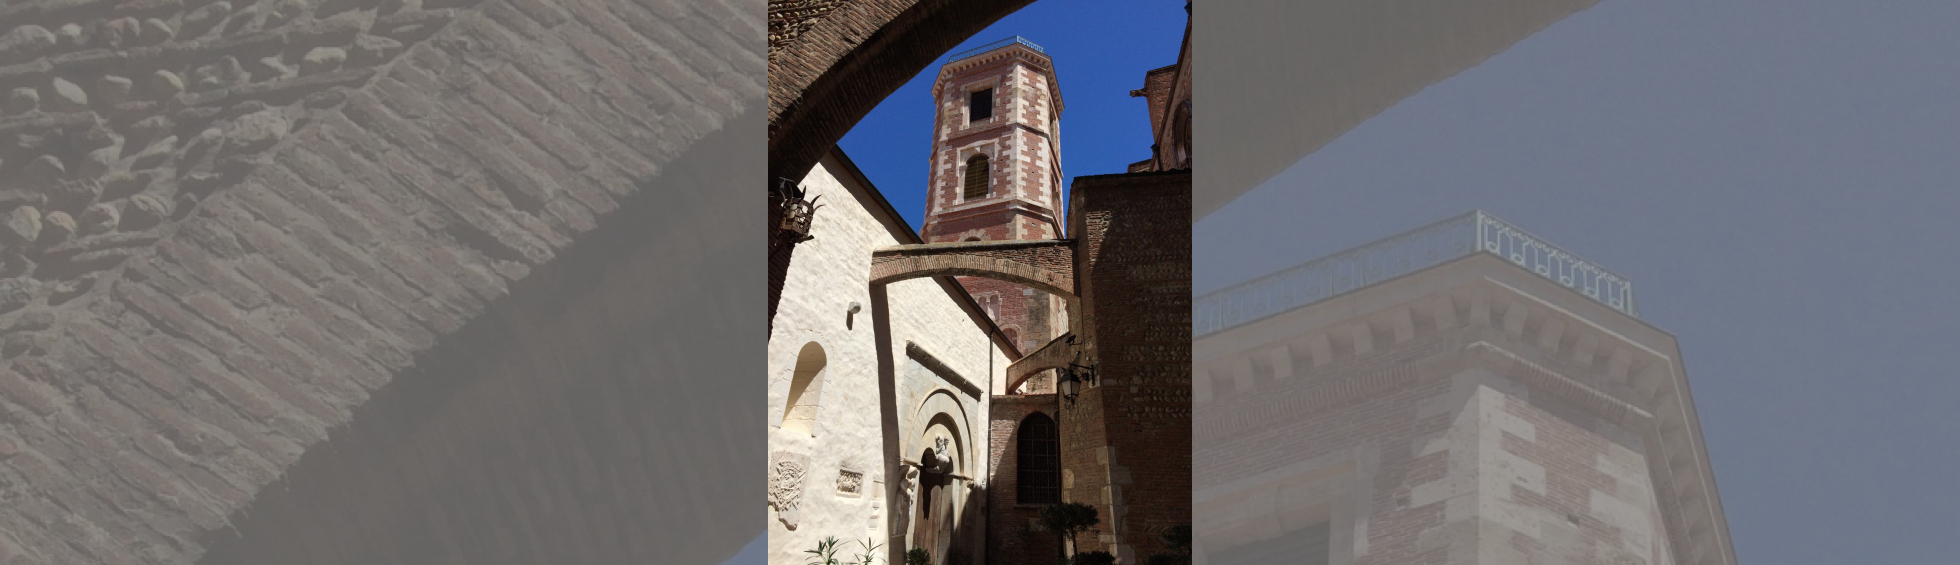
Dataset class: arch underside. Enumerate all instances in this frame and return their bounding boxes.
[1005,332,1077,394]
[870,241,1076,299]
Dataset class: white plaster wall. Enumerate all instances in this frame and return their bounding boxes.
[769,155,1009,564]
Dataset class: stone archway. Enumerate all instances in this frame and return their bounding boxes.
[909,412,967,565]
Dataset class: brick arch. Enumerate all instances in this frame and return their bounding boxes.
[869,240,1075,298]
[768,0,1036,333]
[767,0,1036,183]
[0,0,764,561]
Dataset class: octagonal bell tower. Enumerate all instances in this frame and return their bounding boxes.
[920,37,1069,366]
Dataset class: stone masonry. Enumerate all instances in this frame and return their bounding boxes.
[1060,169,1193,564]
[0,0,762,562]
[1193,253,1738,565]
[918,38,1067,363]
[985,393,1061,565]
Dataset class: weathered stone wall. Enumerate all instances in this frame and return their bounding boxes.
[767,0,849,57]
[1067,169,1193,563]
[0,0,762,561]
[769,151,1010,565]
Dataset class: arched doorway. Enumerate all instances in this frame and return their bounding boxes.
[912,444,958,565]
[907,407,969,565]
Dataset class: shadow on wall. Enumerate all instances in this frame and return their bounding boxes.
[193,110,766,565]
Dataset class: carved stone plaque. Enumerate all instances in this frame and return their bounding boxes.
[769,451,810,529]
[837,469,864,497]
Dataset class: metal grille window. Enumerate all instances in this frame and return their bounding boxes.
[1016,413,1060,504]
[963,155,990,200]
[970,88,994,122]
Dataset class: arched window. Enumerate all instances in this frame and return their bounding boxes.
[963,154,990,200]
[1016,412,1060,504]
[782,342,827,436]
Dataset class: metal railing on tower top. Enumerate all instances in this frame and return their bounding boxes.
[947,36,1046,64]
[1195,211,1639,338]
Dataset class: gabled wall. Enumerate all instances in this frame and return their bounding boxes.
[770,150,1011,565]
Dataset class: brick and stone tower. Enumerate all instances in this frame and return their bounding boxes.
[1193,212,1737,565]
[921,37,1068,374]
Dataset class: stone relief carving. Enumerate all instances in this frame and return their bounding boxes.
[894,463,919,530]
[930,436,954,474]
[769,450,810,529]
[836,468,862,497]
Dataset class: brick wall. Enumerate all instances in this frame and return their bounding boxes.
[0,0,762,561]
[1195,304,1687,565]
[987,394,1063,565]
[869,240,1074,298]
[1066,170,1192,563]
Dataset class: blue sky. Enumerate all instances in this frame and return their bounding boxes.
[837,0,1189,233]
[1198,1,1960,562]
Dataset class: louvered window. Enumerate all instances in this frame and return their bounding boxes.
[963,155,990,200]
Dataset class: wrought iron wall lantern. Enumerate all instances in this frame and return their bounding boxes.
[1058,359,1098,405]
[774,177,822,242]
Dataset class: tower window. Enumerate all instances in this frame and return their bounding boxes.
[963,154,990,200]
[969,88,994,122]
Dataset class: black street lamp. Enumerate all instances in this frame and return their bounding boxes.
[1058,360,1097,405]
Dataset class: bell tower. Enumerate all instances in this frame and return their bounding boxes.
[921,37,1068,378]
[922,36,1065,243]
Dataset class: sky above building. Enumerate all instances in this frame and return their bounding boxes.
[837,0,1188,233]
[1197,1,1960,563]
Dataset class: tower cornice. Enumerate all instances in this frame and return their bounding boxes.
[931,41,1065,117]
[1193,253,1737,565]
